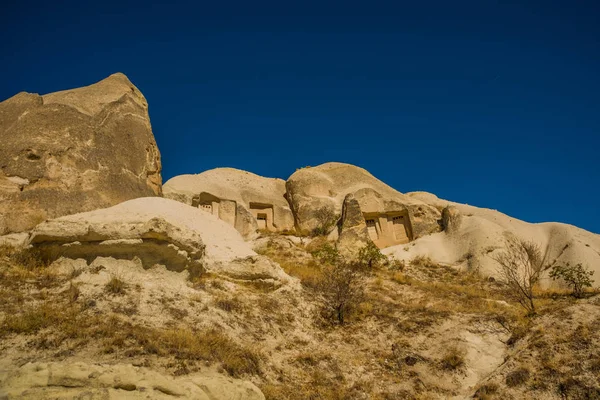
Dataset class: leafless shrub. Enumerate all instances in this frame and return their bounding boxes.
[492,237,547,315]
[318,261,366,325]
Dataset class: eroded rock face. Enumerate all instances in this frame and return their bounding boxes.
[0,73,162,235]
[286,163,441,248]
[164,168,294,239]
[28,197,289,283]
[388,191,600,286]
[0,361,265,400]
[337,193,370,258]
[441,205,462,234]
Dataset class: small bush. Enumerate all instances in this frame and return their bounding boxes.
[105,275,127,295]
[549,263,594,298]
[558,377,600,400]
[410,255,435,269]
[492,237,546,315]
[387,257,406,271]
[311,206,339,237]
[318,261,366,325]
[505,368,530,387]
[439,346,466,371]
[311,242,340,265]
[473,383,499,399]
[357,241,386,269]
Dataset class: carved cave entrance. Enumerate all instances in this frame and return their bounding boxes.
[250,202,275,231]
[363,211,412,249]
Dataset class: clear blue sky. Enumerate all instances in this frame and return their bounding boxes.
[2,1,599,233]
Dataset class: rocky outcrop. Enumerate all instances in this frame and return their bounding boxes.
[0,73,162,235]
[0,361,265,400]
[441,205,462,234]
[385,191,600,286]
[337,193,370,258]
[164,168,294,239]
[286,163,441,247]
[28,197,289,283]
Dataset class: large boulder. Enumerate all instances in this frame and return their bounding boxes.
[28,197,289,283]
[0,361,265,400]
[0,73,162,235]
[164,168,295,239]
[286,163,441,247]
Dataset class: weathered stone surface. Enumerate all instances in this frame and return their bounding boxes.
[27,197,290,282]
[0,73,162,235]
[28,198,245,275]
[441,205,462,234]
[286,163,441,247]
[386,191,600,286]
[337,193,370,258]
[208,255,291,286]
[0,361,265,400]
[164,168,294,239]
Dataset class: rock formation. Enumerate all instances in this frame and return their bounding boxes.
[337,193,371,258]
[28,197,289,283]
[384,191,600,286]
[0,73,162,235]
[164,168,294,239]
[0,361,265,400]
[286,163,441,247]
[441,205,462,234]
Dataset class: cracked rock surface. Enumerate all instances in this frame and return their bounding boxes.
[0,73,162,235]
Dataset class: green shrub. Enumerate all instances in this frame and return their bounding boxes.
[357,241,386,269]
[549,263,594,298]
[311,207,339,237]
[311,242,340,265]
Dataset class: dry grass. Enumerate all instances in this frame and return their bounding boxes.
[2,297,261,377]
[256,243,322,289]
[505,367,530,387]
[145,327,262,377]
[213,294,243,313]
[105,274,127,295]
[473,383,499,399]
[1,301,67,335]
[260,370,348,400]
[3,238,599,399]
[439,346,466,371]
[0,246,59,290]
[410,255,436,269]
